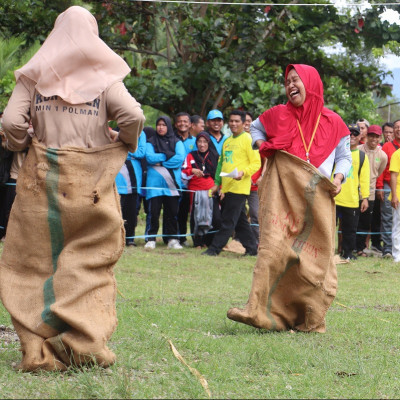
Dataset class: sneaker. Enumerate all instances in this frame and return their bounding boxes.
[357,250,371,257]
[168,239,183,249]
[126,240,137,247]
[243,250,258,257]
[383,252,393,259]
[362,248,374,257]
[371,244,383,253]
[343,253,357,261]
[144,241,156,249]
[202,249,218,256]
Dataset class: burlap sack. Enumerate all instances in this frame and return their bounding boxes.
[228,151,337,333]
[0,139,127,371]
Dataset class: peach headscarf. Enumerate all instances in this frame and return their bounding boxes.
[15,6,131,105]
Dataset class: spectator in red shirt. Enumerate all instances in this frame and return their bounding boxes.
[376,119,400,258]
[182,131,221,248]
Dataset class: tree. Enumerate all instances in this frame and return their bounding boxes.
[86,0,399,122]
[0,37,40,110]
[1,0,399,123]
[0,0,74,43]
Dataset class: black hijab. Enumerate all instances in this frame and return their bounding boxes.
[148,116,180,160]
[143,126,156,141]
[191,131,219,178]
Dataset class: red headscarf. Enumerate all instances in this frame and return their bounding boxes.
[258,64,349,168]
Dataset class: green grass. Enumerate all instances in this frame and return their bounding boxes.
[1,235,400,399]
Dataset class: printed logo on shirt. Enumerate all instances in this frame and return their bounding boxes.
[345,136,350,150]
[348,165,354,180]
[35,94,100,116]
[224,150,233,164]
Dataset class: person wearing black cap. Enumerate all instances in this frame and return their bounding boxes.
[335,123,370,260]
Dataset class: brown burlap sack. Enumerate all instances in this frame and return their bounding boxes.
[228,151,337,333]
[0,139,127,371]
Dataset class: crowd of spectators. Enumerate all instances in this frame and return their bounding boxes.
[115,112,400,262]
[1,107,400,261]
[115,108,262,253]
[335,118,400,261]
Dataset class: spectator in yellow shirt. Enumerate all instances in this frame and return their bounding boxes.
[202,110,261,256]
[335,123,370,260]
[389,148,400,262]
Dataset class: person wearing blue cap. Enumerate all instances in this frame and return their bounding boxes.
[202,110,261,257]
[206,109,227,155]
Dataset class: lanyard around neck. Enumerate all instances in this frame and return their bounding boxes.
[296,113,321,163]
[197,150,209,171]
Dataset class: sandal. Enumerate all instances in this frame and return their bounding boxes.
[357,251,368,257]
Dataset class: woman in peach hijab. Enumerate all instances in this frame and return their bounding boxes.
[0,6,144,371]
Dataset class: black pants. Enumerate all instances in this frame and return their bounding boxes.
[371,197,381,247]
[336,205,359,257]
[120,193,138,242]
[137,195,152,242]
[0,179,17,239]
[208,192,257,254]
[190,194,221,247]
[0,184,7,239]
[177,191,191,244]
[356,200,374,252]
[148,195,179,242]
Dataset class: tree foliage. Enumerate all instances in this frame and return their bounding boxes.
[87,0,400,122]
[1,0,400,123]
[0,37,40,110]
[0,0,74,43]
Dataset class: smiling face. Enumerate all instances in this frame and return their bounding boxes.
[285,68,306,108]
[366,133,380,150]
[228,114,244,136]
[244,114,252,133]
[206,118,223,135]
[175,115,190,135]
[350,131,361,149]
[196,136,209,153]
[394,120,400,142]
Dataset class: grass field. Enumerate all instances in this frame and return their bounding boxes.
[1,236,400,399]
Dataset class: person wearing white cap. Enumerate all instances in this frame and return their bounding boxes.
[356,118,370,144]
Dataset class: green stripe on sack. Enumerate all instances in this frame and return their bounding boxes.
[41,149,70,332]
[266,173,322,330]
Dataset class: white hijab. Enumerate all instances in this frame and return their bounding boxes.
[15,6,130,104]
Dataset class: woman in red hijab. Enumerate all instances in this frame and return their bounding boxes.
[227,64,351,333]
[254,64,351,189]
